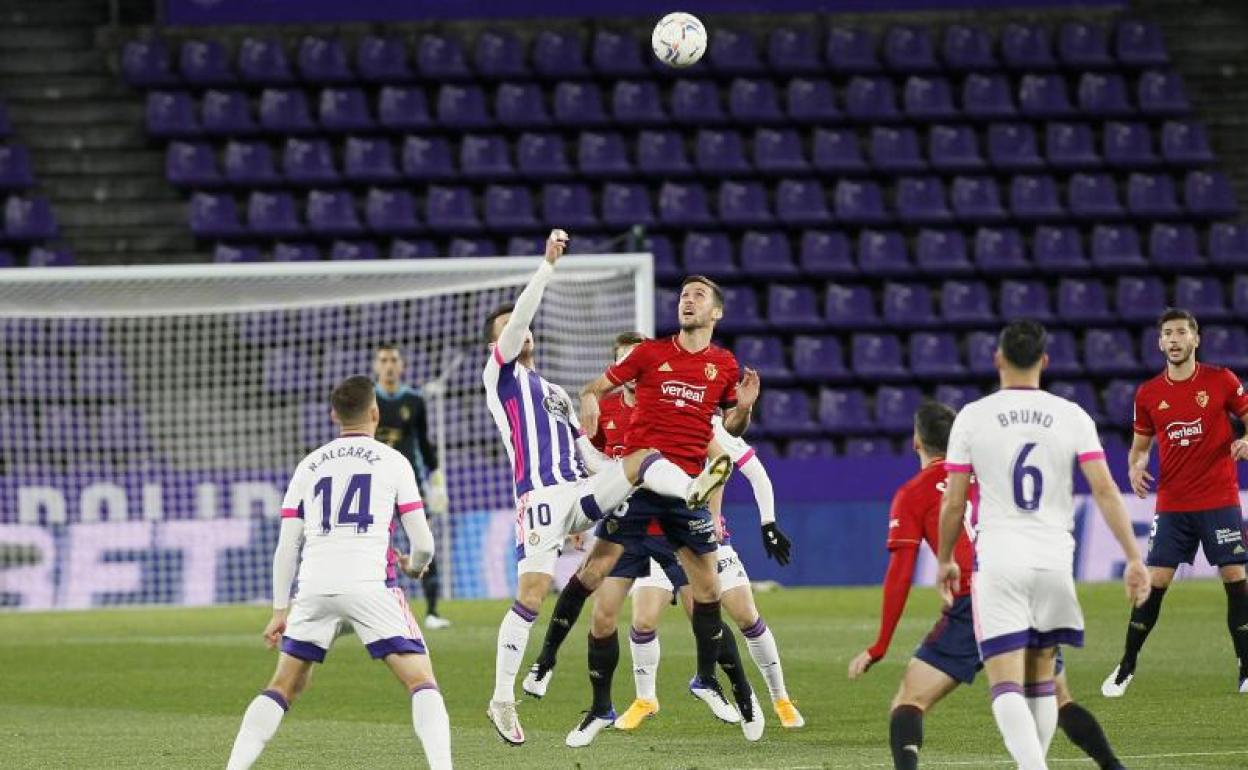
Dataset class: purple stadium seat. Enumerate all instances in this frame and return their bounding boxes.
[740,231,798,278]
[389,239,436,260]
[999,279,1052,321]
[1033,225,1090,273]
[934,384,982,410]
[835,179,889,224]
[246,191,302,237]
[1115,276,1166,322]
[329,240,380,261]
[1210,223,1248,269]
[929,124,985,172]
[1201,326,1248,370]
[401,136,454,180]
[201,89,259,136]
[846,76,900,122]
[1010,175,1064,221]
[987,123,1042,171]
[146,91,199,137]
[436,84,492,129]
[1235,276,1248,315]
[884,26,938,72]
[612,81,666,126]
[1104,121,1158,168]
[27,246,73,268]
[643,235,681,280]
[180,40,235,86]
[516,133,572,180]
[377,86,431,131]
[1116,20,1169,68]
[966,331,997,375]
[910,332,965,378]
[1084,328,1140,376]
[754,128,807,174]
[1091,224,1146,270]
[825,283,881,328]
[903,76,956,120]
[729,78,784,123]
[942,25,995,71]
[1020,73,1075,118]
[1069,173,1124,220]
[787,78,841,123]
[876,386,924,433]
[365,188,420,235]
[940,280,994,326]
[857,229,910,276]
[769,28,821,74]
[659,182,714,227]
[460,134,514,180]
[718,181,773,227]
[800,231,856,277]
[787,439,836,461]
[1128,173,1181,218]
[1184,170,1238,218]
[4,196,56,240]
[283,138,339,186]
[258,88,314,134]
[298,37,352,83]
[505,235,543,256]
[357,36,413,83]
[601,183,654,228]
[1137,71,1190,116]
[533,30,589,78]
[554,81,609,127]
[166,142,220,188]
[223,140,279,186]
[882,282,938,328]
[344,137,400,184]
[818,388,874,433]
[845,438,897,458]
[483,185,538,230]
[896,176,952,224]
[1045,332,1084,377]
[1047,122,1100,170]
[672,80,726,124]
[238,37,294,85]
[542,183,596,228]
[0,105,11,139]
[813,128,868,173]
[576,132,629,177]
[1002,23,1056,70]
[735,335,790,382]
[1175,276,1229,320]
[318,88,373,133]
[870,126,925,173]
[425,185,480,232]
[475,30,528,79]
[951,176,1006,223]
[1050,381,1103,421]
[1058,278,1114,323]
[775,179,830,226]
[695,129,750,175]
[963,74,1017,120]
[417,34,472,81]
[1059,21,1113,69]
[447,237,497,258]
[1101,380,1137,426]
[270,242,320,262]
[827,27,882,74]
[1136,326,1165,370]
[709,28,764,75]
[1078,73,1134,118]
[974,226,1030,275]
[768,285,822,330]
[124,38,178,87]
[717,285,766,333]
[760,389,818,436]
[1161,121,1213,166]
[793,335,851,382]
[915,229,973,275]
[592,30,649,77]
[637,130,692,176]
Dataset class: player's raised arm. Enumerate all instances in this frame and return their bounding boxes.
[709,420,789,564]
[721,367,760,437]
[1080,457,1151,607]
[495,229,569,364]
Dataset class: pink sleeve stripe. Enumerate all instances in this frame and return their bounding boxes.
[280,507,300,519]
[397,501,424,515]
[491,344,505,366]
[734,448,756,469]
[1077,450,1106,463]
[945,462,972,473]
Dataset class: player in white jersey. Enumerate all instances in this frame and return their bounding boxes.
[482,230,730,745]
[936,321,1150,770]
[226,376,451,770]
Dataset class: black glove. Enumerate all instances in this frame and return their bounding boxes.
[761,523,791,566]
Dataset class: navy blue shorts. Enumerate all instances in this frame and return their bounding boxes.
[914,594,982,685]
[1146,506,1247,568]
[608,533,688,590]
[596,490,718,556]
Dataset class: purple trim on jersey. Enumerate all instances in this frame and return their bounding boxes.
[979,630,1030,659]
[734,448,757,469]
[990,681,1024,700]
[281,636,327,663]
[630,627,656,644]
[340,431,371,437]
[554,408,576,481]
[524,373,558,488]
[945,462,972,473]
[580,493,604,522]
[638,453,662,481]
[495,358,535,496]
[1002,386,1039,390]
[365,636,427,659]
[410,682,440,696]
[742,617,768,639]
[1024,681,1056,698]
[261,688,289,711]
[510,600,538,623]
[1032,627,1084,649]
[980,628,1084,660]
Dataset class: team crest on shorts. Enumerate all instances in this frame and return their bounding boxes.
[704,363,718,380]
[528,532,540,546]
[1196,390,1209,408]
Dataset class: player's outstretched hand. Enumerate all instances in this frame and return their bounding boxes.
[425,469,450,516]
[1232,439,1248,462]
[398,553,429,580]
[580,394,601,439]
[1123,558,1151,608]
[847,650,877,680]
[761,522,792,566]
[545,228,570,265]
[737,367,761,409]
[1127,462,1154,498]
[936,560,960,607]
[263,610,288,650]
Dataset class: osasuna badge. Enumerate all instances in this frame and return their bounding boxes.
[528,532,540,546]
[400,406,412,421]
[704,363,718,380]
[1196,390,1209,408]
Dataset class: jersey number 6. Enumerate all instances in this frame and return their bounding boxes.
[314,474,374,534]
[1011,443,1043,513]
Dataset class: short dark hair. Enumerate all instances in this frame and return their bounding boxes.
[374,343,401,357]
[612,331,647,359]
[332,375,376,423]
[1157,307,1198,333]
[681,275,724,308]
[998,320,1048,369]
[483,303,515,344]
[915,401,957,456]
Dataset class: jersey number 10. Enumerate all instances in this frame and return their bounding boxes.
[314,474,374,534]
[1012,443,1043,513]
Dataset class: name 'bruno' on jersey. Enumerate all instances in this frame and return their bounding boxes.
[945,388,1105,571]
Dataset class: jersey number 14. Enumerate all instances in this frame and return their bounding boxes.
[314,474,374,534]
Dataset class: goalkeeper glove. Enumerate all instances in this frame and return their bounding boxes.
[425,468,449,516]
[761,522,791,566]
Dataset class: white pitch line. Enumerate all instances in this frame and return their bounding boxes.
[743,749,1248,770]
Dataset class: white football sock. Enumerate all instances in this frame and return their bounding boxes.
[411,685,452,770]
[991,684,1049,770]
[492,602,535,703]
[630,627,660,701]
[584,460,634,517]
[226,690,287,770]
[1025,681,1058,754]
[742,618,789,700]
[638,456,693,499]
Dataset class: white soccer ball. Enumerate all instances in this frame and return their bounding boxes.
[651,12,708,68]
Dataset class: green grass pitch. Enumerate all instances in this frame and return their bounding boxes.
[1,580,1243,769]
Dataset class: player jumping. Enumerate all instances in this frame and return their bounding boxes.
[225,376,451,770]
[936,320,1150,770]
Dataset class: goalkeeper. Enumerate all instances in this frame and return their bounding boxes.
[373,344,452,630]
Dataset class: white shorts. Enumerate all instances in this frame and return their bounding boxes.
[282,584,425,662]
[515,481,598,576]
[632,544,751,596]
[972,563,1085,660]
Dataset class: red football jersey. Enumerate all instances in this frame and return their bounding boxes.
[1133,363,1248,512]
[886,460,974,597]
[592,390,635,459]
[605,335,739,475]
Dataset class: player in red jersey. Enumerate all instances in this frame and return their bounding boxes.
[849,403,1126,770]
[590,332,642,459]
[1103,308,1248,697]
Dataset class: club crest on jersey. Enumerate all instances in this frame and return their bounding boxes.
[400,406,412,421]
[528,532,540,546]
[1196,390,1209,408]
[704,362,718,380]
[1165,418,1204,446]
[542,393,572,423]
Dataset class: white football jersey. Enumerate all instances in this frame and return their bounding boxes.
[946,388,1104,570]
[711,414,755,466]
[280,433,424,594]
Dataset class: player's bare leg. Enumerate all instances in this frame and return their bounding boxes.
[489,571,552,745]
[1055,673,1126,770]
[616,585,670,730]
[1103,564,1175,697]
[386,652,452,770]
[226,653,313,770]
[884,659,960,770]
[566,577,632,747]
[983,649,1049,770]
[722,583,803,728]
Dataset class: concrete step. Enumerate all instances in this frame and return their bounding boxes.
[0,26,93,51]
[5,100,145,126]
[41,176,182,203]
[65,227,197,255]
[0,49,105,77]
[30,149,163,176]
[69,250,209,266]
[2,2,109,26]
[0,75,131,101]
[56,200,186,228]
[20,124,148,151]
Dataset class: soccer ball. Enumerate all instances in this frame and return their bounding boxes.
[651,12,708,68]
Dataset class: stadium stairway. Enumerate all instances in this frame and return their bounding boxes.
[0,0,196,265]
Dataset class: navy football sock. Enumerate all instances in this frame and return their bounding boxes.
[691,600,724,689]
[715,621,753,715]
[534,575,592,674]
[1120,584,1167,674]
[1058,702,1123,770]
[889,705,923,770]
[1224,579,1248,678]
[587,631,618,717]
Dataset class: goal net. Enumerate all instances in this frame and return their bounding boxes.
[0,255,652,610]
